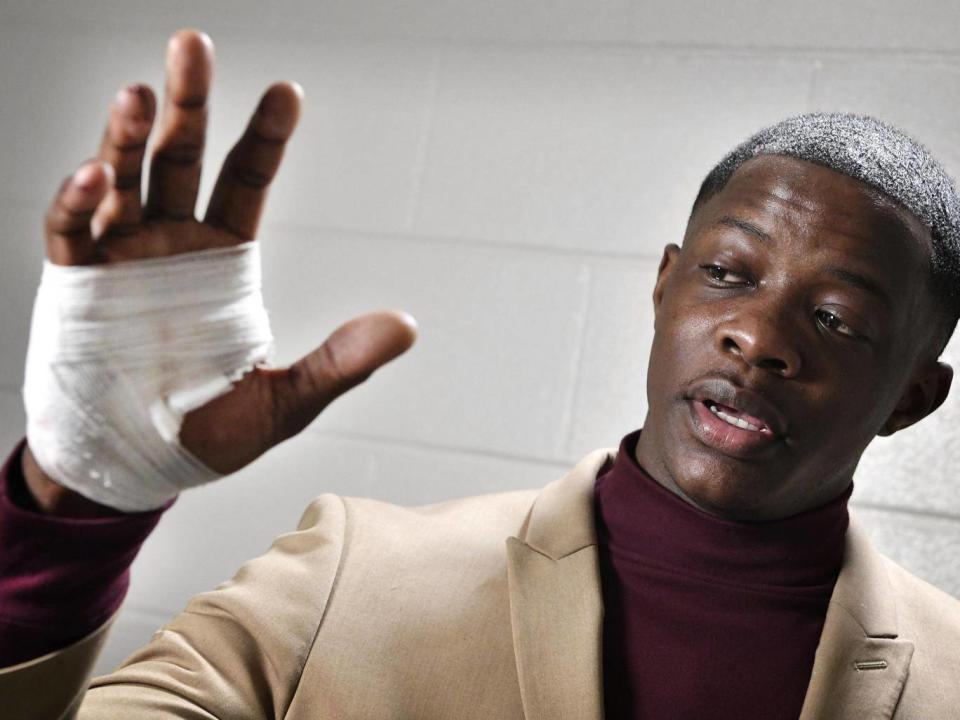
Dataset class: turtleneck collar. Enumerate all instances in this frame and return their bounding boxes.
[595,429,851,592]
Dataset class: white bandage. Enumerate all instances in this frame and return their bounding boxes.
[23,242,273,512]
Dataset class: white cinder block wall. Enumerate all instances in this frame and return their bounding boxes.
[0,1,958,674]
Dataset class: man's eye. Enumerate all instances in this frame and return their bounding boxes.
[815,308,858,338]
[701,264,750,286]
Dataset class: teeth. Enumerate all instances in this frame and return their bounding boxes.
[708,402,761,432]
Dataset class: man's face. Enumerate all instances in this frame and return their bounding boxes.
[635,154,950,522]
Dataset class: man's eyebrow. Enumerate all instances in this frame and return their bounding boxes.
[718,216,771,243]
[825,266,894,310]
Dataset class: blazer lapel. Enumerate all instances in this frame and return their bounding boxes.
[506,449,613,720]
[799,519,914,720]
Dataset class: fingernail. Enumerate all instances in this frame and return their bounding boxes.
[114,85,154,130]
[100,161,115,185]
[127,83,155,114]
[398,311,418,332]
[114,86,134,109]
[73,163,101,189]
[115,84,148,107]
[255,85,301,138]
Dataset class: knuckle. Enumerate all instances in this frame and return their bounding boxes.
[249,126,288,146]
[206,215,252,241]
[104,222,139,238]
[231,164,272,190]
[113,173,142,191]
[154,142,204,166]
[271,368,319,441]
[171,94,207,111]
[57,201,93,222]
[319,341,350,389]
[111,138,148,156]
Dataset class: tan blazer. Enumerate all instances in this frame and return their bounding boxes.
[3,448,959,719]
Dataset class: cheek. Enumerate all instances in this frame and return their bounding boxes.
[647,300,717,404]
[800,376,890,448]
[655,296,717,356]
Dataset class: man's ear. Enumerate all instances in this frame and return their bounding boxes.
[652,244,681,316]
[878,361,953,436]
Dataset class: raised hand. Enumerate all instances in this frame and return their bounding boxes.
[25,30,417,514]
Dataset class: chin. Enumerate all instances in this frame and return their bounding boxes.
[671,460,778,522]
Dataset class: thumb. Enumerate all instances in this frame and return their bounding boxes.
[270,310,418,442]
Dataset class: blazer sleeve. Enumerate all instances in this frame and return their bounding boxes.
[1,493,346,720]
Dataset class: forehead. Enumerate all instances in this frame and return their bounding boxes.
[696,155,933,260]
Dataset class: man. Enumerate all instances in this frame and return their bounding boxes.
[1,28,959,719]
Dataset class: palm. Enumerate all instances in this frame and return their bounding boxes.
[43,30,416,477]
[94,219,236,264]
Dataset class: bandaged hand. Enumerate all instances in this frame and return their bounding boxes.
[21,30,417,514]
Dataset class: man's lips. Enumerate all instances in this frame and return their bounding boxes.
[686,377,788,438]
[689,398,782,458]
[683,377,788,458]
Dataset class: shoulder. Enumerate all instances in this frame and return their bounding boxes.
[329,488,542,582]
[883,554,960,645]
[294,445,617,578]
[292,485,540,567]
[286,487,544,600]
[340,488,541,543]
[881,555,960,714]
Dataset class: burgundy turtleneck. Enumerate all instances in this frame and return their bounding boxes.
[595,429,851,720]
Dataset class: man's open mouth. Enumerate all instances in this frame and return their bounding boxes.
[702,400,772,434]
[683,378,787,457]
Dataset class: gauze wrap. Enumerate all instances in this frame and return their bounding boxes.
[23,242,274,512]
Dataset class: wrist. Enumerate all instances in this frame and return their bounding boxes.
[21,445,124,518]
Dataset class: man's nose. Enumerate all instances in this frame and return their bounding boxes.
[716,303,803,378]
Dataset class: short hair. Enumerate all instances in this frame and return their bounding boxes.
[690,113,960,355]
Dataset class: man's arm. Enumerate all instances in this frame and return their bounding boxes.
[1,27,417,712]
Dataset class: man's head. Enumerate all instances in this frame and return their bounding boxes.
[636,113,960,522]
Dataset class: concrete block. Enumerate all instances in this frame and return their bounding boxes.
[259,226,590,460]
[364,437,571,507]
[0,202,44,389]
[633,1,960,52]
[810,58,960,180]
[0,391,26,452]
[0,0,635,45]
[206,39,436,233]
[310,0,637,44]
[414,48,812,255]
[854,506,960,599]
[0,24,135,208]
[565,257,659,459]
[5,0,957,51]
